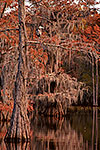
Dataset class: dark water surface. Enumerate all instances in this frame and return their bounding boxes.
[0,108,100,150]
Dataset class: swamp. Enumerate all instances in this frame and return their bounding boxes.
[0,0,100,149]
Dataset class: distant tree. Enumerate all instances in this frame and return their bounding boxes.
[82,12,100,106]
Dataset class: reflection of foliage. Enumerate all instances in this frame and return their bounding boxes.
[69,112,92,142]
[68,109,100,146]
[1,109,100,149]
[30,109,100,149]
[30,115,84,149]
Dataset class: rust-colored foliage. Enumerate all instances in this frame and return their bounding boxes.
[0,101,13,115]
[0,0,100,103]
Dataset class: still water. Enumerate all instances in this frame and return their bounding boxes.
[0,108,100,150]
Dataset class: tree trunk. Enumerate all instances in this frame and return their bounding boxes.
[69,48,71,70]
[96,58,98,106]
[5,0,30,142]
[92,54,95,106]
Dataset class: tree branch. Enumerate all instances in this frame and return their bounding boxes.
[27,40,68,49]
[27,40,99,59]
[0,28,19,32]
[0,2,7,18]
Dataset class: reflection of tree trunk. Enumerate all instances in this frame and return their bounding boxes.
[92,108,98,150]
[47,140,49,150]
[96,59,98,106]
[96,108,98,150]
[86,141,88,150]
[92,109,95,150]
[5,0,30,142]
[5,142,30,150]
[92,54,95,106]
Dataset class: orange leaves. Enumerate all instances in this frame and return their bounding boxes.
[0,101,13,113]
[58,67,64,73]
[37,93,54,98]
[30,47,44,57]
[94,24,100,34]
[83,13,100,41]
[5,0,13,6]
[42,53,48,64]
[0,33,9,41]
[30,45,48,70]
[30,47,38,57]
[83,35,89,42]
[98,39,100,44]
[51,36,56,43]
[92,47,95,51]
[0,131,7,138]
[58,60,63,65]
[38,48,43,56]
[1,89,4,97]
[35,60,39,65]
[33,29,37,39]
[81,2,87,6]
[38,93,44,97]
[96,51,100,54]
[39,63,44,68]
[85,26,92,34]
[50,35,60,45]
[33,49,38,56]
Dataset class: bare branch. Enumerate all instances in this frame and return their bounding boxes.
[29,0,42,4]
[0,28,19,32]
[0,2,7,18]
[27,40,67,49]
[27,40,98,58]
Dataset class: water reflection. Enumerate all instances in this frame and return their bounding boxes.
[31,117,84,150]
[4,142,30,150]
[92,108,98,150]
[0,108,100,150]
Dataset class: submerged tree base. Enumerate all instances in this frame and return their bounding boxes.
[4,140,31,150]
[4,136,30,143]
[4,104,30,143]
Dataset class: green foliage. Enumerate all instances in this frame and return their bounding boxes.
[80,74,92,88]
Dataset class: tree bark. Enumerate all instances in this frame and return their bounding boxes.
[96,58,98,106]
[69,48,71,70]
[0,2,7,18]
[5,0,30,142]
[92,54,95,106]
